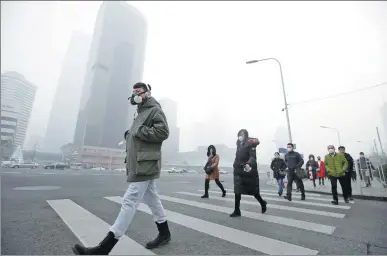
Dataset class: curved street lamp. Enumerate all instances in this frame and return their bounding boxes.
[320,126,341,146]
[246,58,293,143]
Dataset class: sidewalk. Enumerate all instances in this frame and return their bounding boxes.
[266,177,387,201]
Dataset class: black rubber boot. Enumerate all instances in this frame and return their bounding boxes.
[230,195,241,217]
[201,179,209,198]
[331,200,339,205]
[301,194,306,200]
[284,194,292,201]
[145,221,171,249]
[215,179,226,197]
[72,231,118,255]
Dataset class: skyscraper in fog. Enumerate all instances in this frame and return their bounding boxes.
[159,98,180,157]
[1,72,37,147]
[43,31,91,153]
[73,1,147,149]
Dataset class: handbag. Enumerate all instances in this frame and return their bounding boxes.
[203,161,214,175]
[279,170,286,177]
[295,168,306,179]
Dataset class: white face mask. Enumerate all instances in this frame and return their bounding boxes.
[310,158,313,161]
[275,155,280,158]
[238,136,244,142]
[287,147,293,152]
[328,149,335,154]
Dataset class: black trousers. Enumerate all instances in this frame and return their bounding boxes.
[330,176,349,201]
[345,172,352,197]
[234,193,264,210]
[286,170,305,196]
[204,178,225,195]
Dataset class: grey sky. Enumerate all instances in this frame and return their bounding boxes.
[2,1,387,162]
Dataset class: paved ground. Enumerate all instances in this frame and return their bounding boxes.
[1,167,387,255]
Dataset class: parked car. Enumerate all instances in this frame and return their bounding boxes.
[92,166,106,171]
[11,162,38,169]
[44,162,67,170]
[219,170,229,174]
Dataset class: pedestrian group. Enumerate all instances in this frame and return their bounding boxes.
[71,81,377,255]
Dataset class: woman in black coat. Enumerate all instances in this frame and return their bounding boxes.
[230,129,267,217]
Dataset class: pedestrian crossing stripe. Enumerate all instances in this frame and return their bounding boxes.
[105,196,319,255]
[200,190,352,209]
[46,199,155,255]
[158,195,336,234]
[44,189,355,255]
[178,192,346,218]
[200,190,355,204]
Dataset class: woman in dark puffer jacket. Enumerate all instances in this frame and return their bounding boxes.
[230,129,267,217]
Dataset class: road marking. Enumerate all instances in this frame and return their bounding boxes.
[171,181,191,184]
[46,199,154,255]
[43,172,57,175]
[105,196,319,255]
[3,171,22,174]
[260,189,321,197]
[178,192,346,218]
[202,190,351,209]
[159,195,335,234]
[202,190,354,204]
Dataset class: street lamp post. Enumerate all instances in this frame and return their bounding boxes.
[246,58,293,143]
[320,126,341,146]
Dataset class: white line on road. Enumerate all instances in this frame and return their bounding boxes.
[159,195,335,234]
[105,196,319,255]
[260,189,321,197]
[178,192,346,218]
[3,171,22,174]
[46,199,155,255]
[202,190,351,209]
[202,190,354,204]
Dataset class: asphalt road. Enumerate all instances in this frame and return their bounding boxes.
[1,167,387,255]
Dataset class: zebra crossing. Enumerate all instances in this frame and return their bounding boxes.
[46,187,355,255]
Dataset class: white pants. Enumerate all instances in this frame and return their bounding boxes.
[109,180,167,238]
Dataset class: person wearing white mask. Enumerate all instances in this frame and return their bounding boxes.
[306,154,319,187]
[284,143,305,201]
[230,129,267,217]
[72,83,171,255]
[324,145,349,205]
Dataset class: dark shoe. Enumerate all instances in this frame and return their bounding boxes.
[296,189,300,193]
[284,195,292,201]
[331,200,339,205]
[72,231,118,255]
[349,196,354,201]
[301,194,305,200]
[201,194,208,198]
[344,198,349,203]
[145,221,171,249]
[261,200,267,214]
[278,191,283,196]
[222,190,226,197]
[229,209,241,217]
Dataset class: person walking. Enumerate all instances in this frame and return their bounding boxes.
[230,129,267,217]
[316,156,326,185]
[284,143,305,201]
[356,152,375,187]
[270,152,287,196]
[72,83,171,255]
[306,154,319,187]
[338,146,354,200]
[201,145,226,198]
[324,145,349,204]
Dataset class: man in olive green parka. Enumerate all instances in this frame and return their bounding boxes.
[324,145,349,205]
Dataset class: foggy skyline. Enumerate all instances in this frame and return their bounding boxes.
[1,1,387,162]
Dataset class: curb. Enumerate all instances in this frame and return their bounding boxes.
[266,181,387,202]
